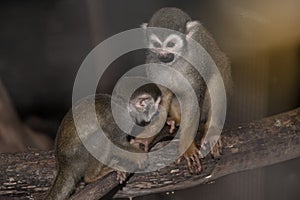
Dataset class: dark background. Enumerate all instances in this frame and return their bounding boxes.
[0,0,299,199]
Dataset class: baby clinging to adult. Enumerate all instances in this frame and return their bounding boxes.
[45,84,162,200]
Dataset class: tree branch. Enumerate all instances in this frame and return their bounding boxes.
[0,108,299,199]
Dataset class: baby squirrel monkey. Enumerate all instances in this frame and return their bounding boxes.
[131,93,180,152]
[45,84,161,200]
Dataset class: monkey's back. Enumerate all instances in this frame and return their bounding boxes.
[46,94,126,200]
[55,94,128,160]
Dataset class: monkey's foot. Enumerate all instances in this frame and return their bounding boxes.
[116,171,127,184]
[177,142,202,174]
[211,137,222,158]
[201,135,222,158]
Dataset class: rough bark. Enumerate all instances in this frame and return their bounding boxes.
[0,108,299,199]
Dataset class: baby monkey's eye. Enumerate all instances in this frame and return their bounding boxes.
[152,41,161,48]
[167,41,175,48]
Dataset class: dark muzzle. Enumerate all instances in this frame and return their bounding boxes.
[158,53,174,63]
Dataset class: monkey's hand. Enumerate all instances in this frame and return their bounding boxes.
[130,135,156,152]
[166,118,177,134]
[176,141,202,173]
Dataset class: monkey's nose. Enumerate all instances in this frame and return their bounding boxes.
[158,53,174,63]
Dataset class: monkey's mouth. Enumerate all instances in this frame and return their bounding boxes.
[158,53,174,63]
[134,119,150,126]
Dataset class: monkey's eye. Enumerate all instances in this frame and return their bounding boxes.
[167,41,175,48]
[152,41,161,48]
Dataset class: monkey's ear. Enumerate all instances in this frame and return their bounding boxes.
[186,20,200,39]
[141,23,148,30]
[154,96,161,110]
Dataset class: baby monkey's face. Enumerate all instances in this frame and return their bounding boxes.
[128,83,162,126]
[128,94,161,126]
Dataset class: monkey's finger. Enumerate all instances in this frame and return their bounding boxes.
[194,156,202,173]
[189,154,199,173]
[129,139,136,144]
[169,127,174,134]
[190,154,196,162]
[176,156,183,164]
[184,156,194,173]
[117,171,127,184]
[167,121,175,133]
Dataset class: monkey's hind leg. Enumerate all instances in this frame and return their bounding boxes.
[84,161,108,183]
[200,124,223,158]
[84,157,128,184]
[200,82,224,158]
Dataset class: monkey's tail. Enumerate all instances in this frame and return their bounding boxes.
[44,167,80,200]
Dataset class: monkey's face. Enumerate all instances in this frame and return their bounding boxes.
[128,94,161,126]
[148,33,185,64]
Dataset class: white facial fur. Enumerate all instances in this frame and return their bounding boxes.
[148,33,184,55]
[128,93,161,124]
